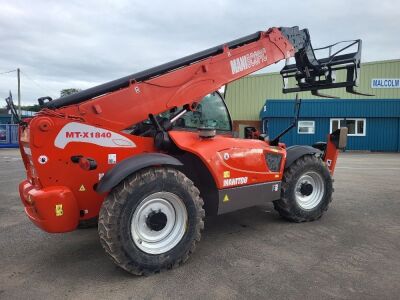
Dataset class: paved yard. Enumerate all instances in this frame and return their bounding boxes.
[0,149,399,299]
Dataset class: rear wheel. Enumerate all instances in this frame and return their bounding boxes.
[273,155,332,222]
[98,167,204,275]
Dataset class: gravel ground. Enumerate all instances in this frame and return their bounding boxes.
[1,149,400,299]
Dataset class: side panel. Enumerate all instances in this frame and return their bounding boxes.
[169,131,286,189]
[217,181,281,215]
[21,117,155,222]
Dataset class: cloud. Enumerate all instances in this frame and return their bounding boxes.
[0,0,399,105]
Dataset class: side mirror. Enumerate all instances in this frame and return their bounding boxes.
[331,127,348,150]
[338,127,348,149]
[244,126,260,139]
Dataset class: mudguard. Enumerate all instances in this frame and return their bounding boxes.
[285,145,322,169]
[96,153,183,193]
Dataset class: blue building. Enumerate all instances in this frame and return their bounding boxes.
[0,111,36,148]
[225,60,400,150]
[260,99,400,152]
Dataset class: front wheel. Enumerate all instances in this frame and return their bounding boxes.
[98,167,204,275]
[273,155,333,222]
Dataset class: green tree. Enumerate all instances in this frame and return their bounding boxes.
[20,104,41,112]
[60,88,81,97]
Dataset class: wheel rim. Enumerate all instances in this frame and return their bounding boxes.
[131,192,188,255]
[294,171,325,210]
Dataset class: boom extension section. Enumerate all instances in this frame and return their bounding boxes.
[39,32,264,109]
[35,26,367,131]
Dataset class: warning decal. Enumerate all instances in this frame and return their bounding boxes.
[55,204,63,216]
[223,194,230,202]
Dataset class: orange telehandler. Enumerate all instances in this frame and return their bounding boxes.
[9,26,363,274]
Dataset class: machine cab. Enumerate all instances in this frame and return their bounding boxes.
[169,92,233,135]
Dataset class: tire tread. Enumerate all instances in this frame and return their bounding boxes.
[98,167,204,275]
[274,155,333,223]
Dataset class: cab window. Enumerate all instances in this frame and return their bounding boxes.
[129,92,232,136]
[175,92,232,131]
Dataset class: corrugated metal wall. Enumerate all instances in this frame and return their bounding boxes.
[0,124,19,148]
[261,99,400,118]
[262,100,400,152]
[0,115,11,124]
[267,117,400,152]
[225,59,400,121]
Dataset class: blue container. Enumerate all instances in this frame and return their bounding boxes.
[0,124,19,148]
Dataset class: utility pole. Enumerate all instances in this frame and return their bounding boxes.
[17,68,21,118]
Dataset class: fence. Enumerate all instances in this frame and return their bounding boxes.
[0,124,19,148]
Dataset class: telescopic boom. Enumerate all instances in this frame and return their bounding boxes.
[37,26,366,131]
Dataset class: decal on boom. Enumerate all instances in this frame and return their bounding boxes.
[230,48,267,75]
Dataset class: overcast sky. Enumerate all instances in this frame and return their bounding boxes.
[0,0,399,105]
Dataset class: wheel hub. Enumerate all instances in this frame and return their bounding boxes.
[300,182,313,196]
[146,210,168,232]
[295,172,325,210]
[130,192,188,254]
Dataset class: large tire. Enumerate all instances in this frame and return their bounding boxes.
[98,167,204,275]
[273,155,333,222]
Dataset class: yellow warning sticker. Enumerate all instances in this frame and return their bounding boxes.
[223,171,231,178]
[55,204,63,216]
[79,184,86,192]
[27,194,33,204]
[223,194,229,202]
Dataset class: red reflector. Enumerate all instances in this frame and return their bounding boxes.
[78,157,97,171]
[79,158,91,171]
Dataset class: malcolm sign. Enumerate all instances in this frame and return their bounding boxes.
[371,78,400,89]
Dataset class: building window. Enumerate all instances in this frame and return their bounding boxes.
[330,118,366,136]
[298,121,315,134]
